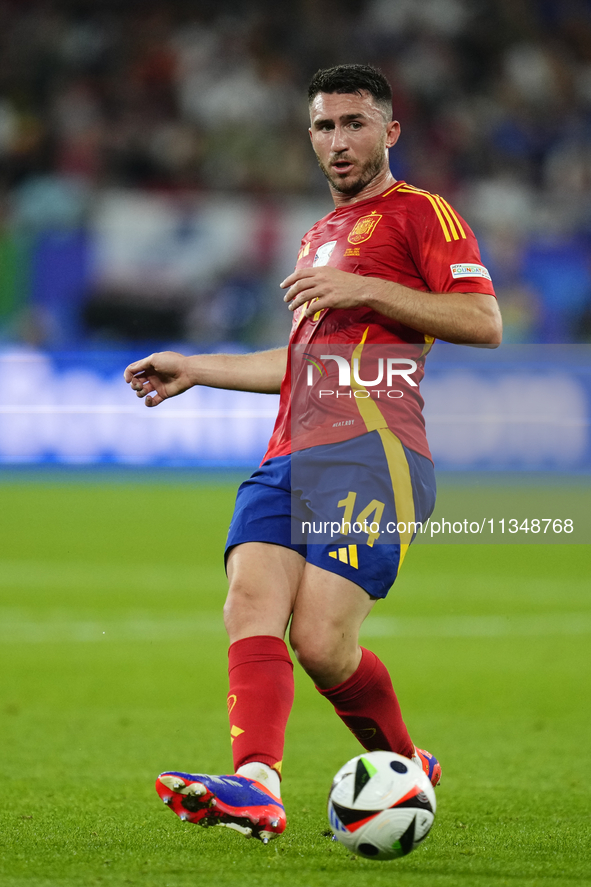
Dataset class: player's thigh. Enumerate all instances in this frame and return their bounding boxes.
[225,542,305,641]
[289,562,376,687]
[224,454,307,641]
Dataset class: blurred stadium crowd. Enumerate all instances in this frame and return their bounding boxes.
[2,0,591,347]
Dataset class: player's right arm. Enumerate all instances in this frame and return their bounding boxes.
[123,348,287,407]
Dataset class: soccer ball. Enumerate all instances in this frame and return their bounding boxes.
[327,751,436,860]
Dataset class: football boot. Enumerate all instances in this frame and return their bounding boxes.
[155,771,285,843]
[412,747,442,787]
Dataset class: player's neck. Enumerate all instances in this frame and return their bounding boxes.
[330,169,397,209]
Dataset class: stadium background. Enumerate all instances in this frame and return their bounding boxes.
[0,0,590,469]
[0,3,589,887]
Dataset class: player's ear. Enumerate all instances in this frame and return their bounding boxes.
[386,120,401,149]
[308,127,313,142]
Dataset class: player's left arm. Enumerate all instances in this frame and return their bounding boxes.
[281,267,502,347]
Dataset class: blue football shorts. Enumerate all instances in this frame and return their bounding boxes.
[225,429,436,599]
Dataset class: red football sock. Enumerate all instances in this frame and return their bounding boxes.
[227,635,294,776]
[318,647,414,758]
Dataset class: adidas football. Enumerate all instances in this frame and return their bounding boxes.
[327,751,436,860]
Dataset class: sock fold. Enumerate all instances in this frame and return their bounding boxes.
[228,635,294,775]
[318,647,414,758]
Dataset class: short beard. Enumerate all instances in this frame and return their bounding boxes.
[317,140,387,195]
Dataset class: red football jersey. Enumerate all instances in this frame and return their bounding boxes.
[263,181,496,463]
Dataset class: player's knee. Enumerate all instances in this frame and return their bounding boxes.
[292,643,333,684]
[223,581,254,636]
[222,596,236,636]
[223,579,291,641]
[290,629,346,685]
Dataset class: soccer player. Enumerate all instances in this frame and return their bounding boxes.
[124,64,501,843]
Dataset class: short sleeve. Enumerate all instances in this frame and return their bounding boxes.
[404,192,496,296]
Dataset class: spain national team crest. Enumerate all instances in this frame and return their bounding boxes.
[347,212,382,245]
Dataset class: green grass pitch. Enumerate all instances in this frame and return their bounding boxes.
[0,473,589,887]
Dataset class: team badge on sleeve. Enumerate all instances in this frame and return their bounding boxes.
[347,213,382,244]
[450,263,491,280]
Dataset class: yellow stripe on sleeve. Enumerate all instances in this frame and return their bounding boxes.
[398,187,452,242]
[437,195,466,239]
[434,195,460,240]
[438,196,466,238]
[383,183,466,241]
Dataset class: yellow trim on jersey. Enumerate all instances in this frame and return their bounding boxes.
[381,181,406,197]
[434,195,460,240]
[398,187,453,242]
[421,334,435,358]
[437,195,466,238]
[350,329,416,571]
[391,183,467,243]
[350,329,389,431]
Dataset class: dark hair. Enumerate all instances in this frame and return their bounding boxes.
[307,64,392,119]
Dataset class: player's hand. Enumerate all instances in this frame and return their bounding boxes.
[280,266,377,316]
[123,351,192,407]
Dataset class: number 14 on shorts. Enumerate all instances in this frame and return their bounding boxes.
[337,491,385,547]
